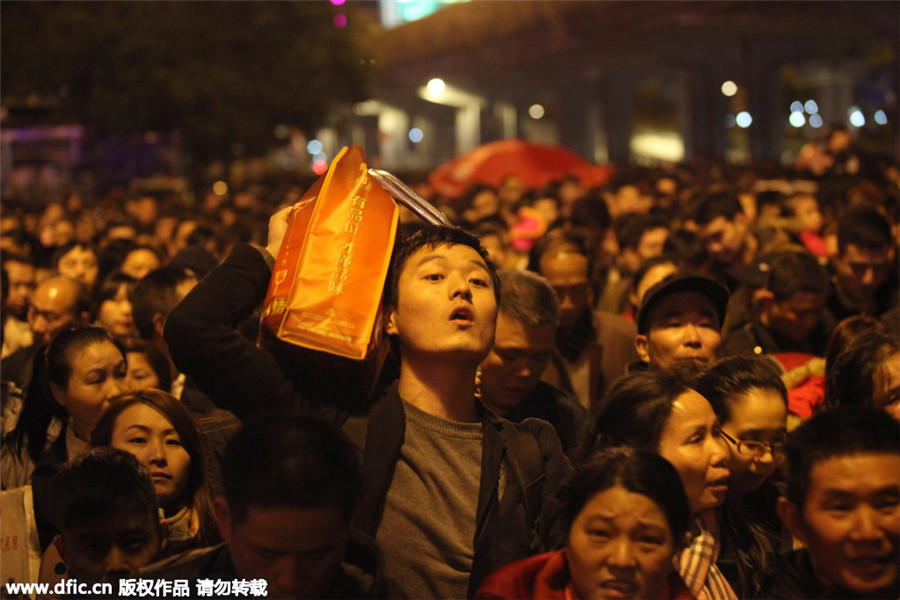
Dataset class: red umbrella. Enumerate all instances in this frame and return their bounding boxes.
[428,138,613,199]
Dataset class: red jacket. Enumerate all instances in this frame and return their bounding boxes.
[475,550,695,600]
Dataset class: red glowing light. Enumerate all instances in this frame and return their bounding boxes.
[313,160,329,175]
[333,13,347,28]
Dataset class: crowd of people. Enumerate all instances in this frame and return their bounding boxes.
[1,126,898,600]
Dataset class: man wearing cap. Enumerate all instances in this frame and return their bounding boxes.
[634,272,730,373]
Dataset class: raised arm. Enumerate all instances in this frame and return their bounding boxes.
[163,207,299,422]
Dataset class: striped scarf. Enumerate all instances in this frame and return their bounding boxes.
[678,510,738,600]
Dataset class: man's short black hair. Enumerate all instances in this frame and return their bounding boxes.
[613,211,669,250]
[51,241,97,270]
[580,370,695,461]
[763,251,830,302]
[221,412,362,525]
[387,224,500,308]
[568,189,611,231]
[824,330,900,411]
[783,406,900,508]
[837,205,892,253]
[693,190,743,226]
[695,355,787,425]
[131,266,197,340]
[49,447,158,532]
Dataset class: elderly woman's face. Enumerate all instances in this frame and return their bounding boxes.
[657,390,730,514]
[567,485,676,600]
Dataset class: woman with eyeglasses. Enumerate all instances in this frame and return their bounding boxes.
[695,355,792,598]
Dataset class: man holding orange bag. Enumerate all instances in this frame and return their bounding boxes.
[164,204,572,598]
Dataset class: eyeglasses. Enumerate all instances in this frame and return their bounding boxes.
[717,429,785,458]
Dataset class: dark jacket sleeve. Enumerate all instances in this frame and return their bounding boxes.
[163,244,300,422]
[468,415,573,596]
[520,417,573,551]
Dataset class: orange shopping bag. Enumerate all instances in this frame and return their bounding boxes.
[260,146,399,400]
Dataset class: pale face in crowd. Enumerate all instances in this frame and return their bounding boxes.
[463,189,500,223]
[57,244,99,288]
[51,340,128,441]
[217,504,351,599]
[479,313,555,416]
[635,291,722,372]
[97,283,134,341]
[657,390,730,515]
[540,250,593,330]
[499,175,527,207]
[567,486,677,600]
[637,228,668,263]
[110,404,190,510]
[532,197,560,226]
[125,351,162,391]
[779,453,900,598]
[126,196,160,228]
[621,229,668,276]
[719,388,787,496]
[479,233,509,269]
[792,196,824,233]
[611,185,653,217]
[386,243,497,365]
[121,249,161,280]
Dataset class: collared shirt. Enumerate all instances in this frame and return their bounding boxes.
[678,511,737,600]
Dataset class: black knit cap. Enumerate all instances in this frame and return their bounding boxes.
[636,272,729,334]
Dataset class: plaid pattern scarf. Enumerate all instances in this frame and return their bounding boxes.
[678,511,738,600]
